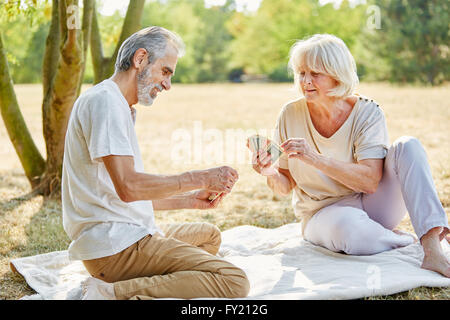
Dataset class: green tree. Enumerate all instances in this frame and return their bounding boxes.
[0,0,146,196]
[228,0,366,80]
[1,0,94,195]
[141,0,234,83]
[190,1,234,82]
[140,0,203,83]
[0,2,50,83]
[14,22,50,83]
[90,0,146,84]
[370,0,449,85]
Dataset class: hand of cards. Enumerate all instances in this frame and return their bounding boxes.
[208,136,284,202]
[247,134,284,164]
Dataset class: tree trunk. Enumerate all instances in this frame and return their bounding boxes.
[90,0,146,84]
[90,5,111,84]
[1,0,137,197]
[76,0,94,96]
[0,33,46,187]
[38,0,93,196]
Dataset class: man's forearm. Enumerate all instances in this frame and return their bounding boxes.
[124,170,205,202]
[104,155,238,203]
[152,192,192,210]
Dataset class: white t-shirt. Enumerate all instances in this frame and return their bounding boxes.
[272,95,389,234]
[62,79,163,261]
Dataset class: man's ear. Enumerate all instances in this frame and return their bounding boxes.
[132,48,148,71]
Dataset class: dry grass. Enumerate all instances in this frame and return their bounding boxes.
[0,82,449,300]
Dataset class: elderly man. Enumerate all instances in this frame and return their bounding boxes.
[62,26,249,300]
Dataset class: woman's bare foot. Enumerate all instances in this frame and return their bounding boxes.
[81,277,116,300]
[420,227,450,278]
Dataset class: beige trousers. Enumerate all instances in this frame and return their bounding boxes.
[82,222,250,300]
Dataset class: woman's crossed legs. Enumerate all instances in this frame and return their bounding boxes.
[304,136,450,277]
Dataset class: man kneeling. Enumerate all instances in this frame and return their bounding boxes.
[62,26,249,300]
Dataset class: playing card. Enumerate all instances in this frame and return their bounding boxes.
[257,135,268,151]
[248,135,260,153]
[266,142,283,163]
[208,193,222,201]
[247,134,284,165]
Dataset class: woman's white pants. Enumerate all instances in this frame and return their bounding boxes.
[304,136,449,255]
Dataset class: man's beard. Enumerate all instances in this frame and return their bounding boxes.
[137,67,163,107]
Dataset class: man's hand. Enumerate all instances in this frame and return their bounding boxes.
[202,166,239,193]
[187,190,226,210]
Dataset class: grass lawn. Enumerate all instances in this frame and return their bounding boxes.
[0,82,449,299]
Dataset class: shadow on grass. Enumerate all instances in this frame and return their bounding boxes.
[0,170,42,217]
[0,191,41,218]
[9,197,70,256]
[2,197,70,300]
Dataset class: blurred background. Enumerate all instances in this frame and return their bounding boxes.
[2,0,448,85]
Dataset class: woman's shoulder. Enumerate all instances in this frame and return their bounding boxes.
[354,93,382,108]
[354,92,378,102]
[355,94,385,123]
[353,94,385,118]
[279,97,306,115]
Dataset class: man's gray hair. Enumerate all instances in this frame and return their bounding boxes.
[115,26,185,72]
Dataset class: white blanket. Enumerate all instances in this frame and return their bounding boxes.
[10,223,450,300]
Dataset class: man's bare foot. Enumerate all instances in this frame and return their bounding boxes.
[81,277,116,300]
[420,227,450,278]
[392,229,418,243]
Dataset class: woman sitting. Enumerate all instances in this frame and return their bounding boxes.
[249,34,449,278]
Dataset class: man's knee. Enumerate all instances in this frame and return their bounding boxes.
[207,223,221,244]
[199,223,222,255]
[227,268,250,298]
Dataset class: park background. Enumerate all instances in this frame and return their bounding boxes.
[0,0,449,299]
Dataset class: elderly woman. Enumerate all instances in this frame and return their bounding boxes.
[250,34,449,278]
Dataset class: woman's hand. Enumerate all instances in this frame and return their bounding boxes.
[187,190,226,210]
[280,138,317,164]
[246,138,278,176]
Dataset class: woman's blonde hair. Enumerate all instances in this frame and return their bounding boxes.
[288,34,359,98]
